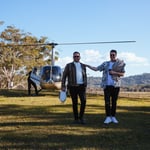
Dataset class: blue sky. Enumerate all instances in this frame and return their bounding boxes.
[1,0,150,77]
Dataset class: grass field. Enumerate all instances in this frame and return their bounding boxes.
[0,89,150,150]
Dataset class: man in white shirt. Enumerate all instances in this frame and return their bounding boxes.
[86,49,125,124]
[61,52,87,124]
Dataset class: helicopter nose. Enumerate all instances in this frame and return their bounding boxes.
[48,79,54,83]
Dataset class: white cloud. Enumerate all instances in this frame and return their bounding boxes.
[55,56,72,68]
[119,52,150,66]
[81,49,104,63]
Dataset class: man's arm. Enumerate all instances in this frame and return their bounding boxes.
[109,70,125,77]
[61,64,69,91]
[85,64,98,71]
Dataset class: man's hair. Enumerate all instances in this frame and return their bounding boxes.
[110,49,117,54]
[73,51,80,55]
[34,67,37,71]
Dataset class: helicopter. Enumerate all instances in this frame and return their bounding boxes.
[30,65,62,91]
[28,42,62,92]
[29,40,136,93]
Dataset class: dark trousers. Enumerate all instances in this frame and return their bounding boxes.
[104,86,120,116]
[69,85,86,120]
[28,79,38,95]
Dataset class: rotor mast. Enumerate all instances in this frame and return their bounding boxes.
[49,43,58,83]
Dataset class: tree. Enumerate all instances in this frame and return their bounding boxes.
[0,24,57,89]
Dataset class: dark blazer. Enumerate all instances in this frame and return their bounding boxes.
[61,62,87,89]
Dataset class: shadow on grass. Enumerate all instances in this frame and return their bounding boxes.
[0,103,150,150]
[0,89,59,97]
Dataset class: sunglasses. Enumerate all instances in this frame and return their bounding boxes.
[110,54,116,57]
[74,56,80,58]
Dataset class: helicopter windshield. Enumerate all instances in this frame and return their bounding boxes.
[42,66,62,82]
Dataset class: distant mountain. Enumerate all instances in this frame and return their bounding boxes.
[87,73,150,87]
[121,73,150,86]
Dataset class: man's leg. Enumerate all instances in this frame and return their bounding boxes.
[69,87,78,121]
[78,85,86,120]
[28,80,31,95]
[111,87,120,116]
[104,86,111,116]
[103,86,113,124]
[31,81,38,95]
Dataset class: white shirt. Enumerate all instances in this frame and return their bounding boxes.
[74,62,83,84]
[107,61,115,86]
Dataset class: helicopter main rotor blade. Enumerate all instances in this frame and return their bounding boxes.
[58,41,136,45]
[0,40,136,47]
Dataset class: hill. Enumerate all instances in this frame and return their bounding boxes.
[121,73,150,86]
[87,73,150,92]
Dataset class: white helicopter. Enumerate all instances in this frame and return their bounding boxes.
[29,40,136,92]
[29,43,62,91]
[30,65,62,91]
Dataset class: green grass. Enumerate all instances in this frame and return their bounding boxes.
[0,89,150,150]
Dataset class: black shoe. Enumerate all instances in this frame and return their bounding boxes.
[38,89,42,93]
[80,118,86,124]
[72,120,79,124]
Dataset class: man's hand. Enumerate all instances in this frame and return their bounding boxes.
[61,87,66,91]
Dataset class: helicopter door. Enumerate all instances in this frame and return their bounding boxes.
[51,66,62,82]
[42,68,50,82]
[30,67,41,86]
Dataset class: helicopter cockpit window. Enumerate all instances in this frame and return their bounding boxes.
[42,66,62,82]
[52,66,62,81]
[42,69,50,81]
[52,67,59,75]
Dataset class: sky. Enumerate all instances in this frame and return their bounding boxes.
[1,0,150,77]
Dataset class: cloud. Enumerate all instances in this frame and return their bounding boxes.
[119,52,150,66]
[55,56,72,68]
[81,49,103,63]
[81,50,150,67]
